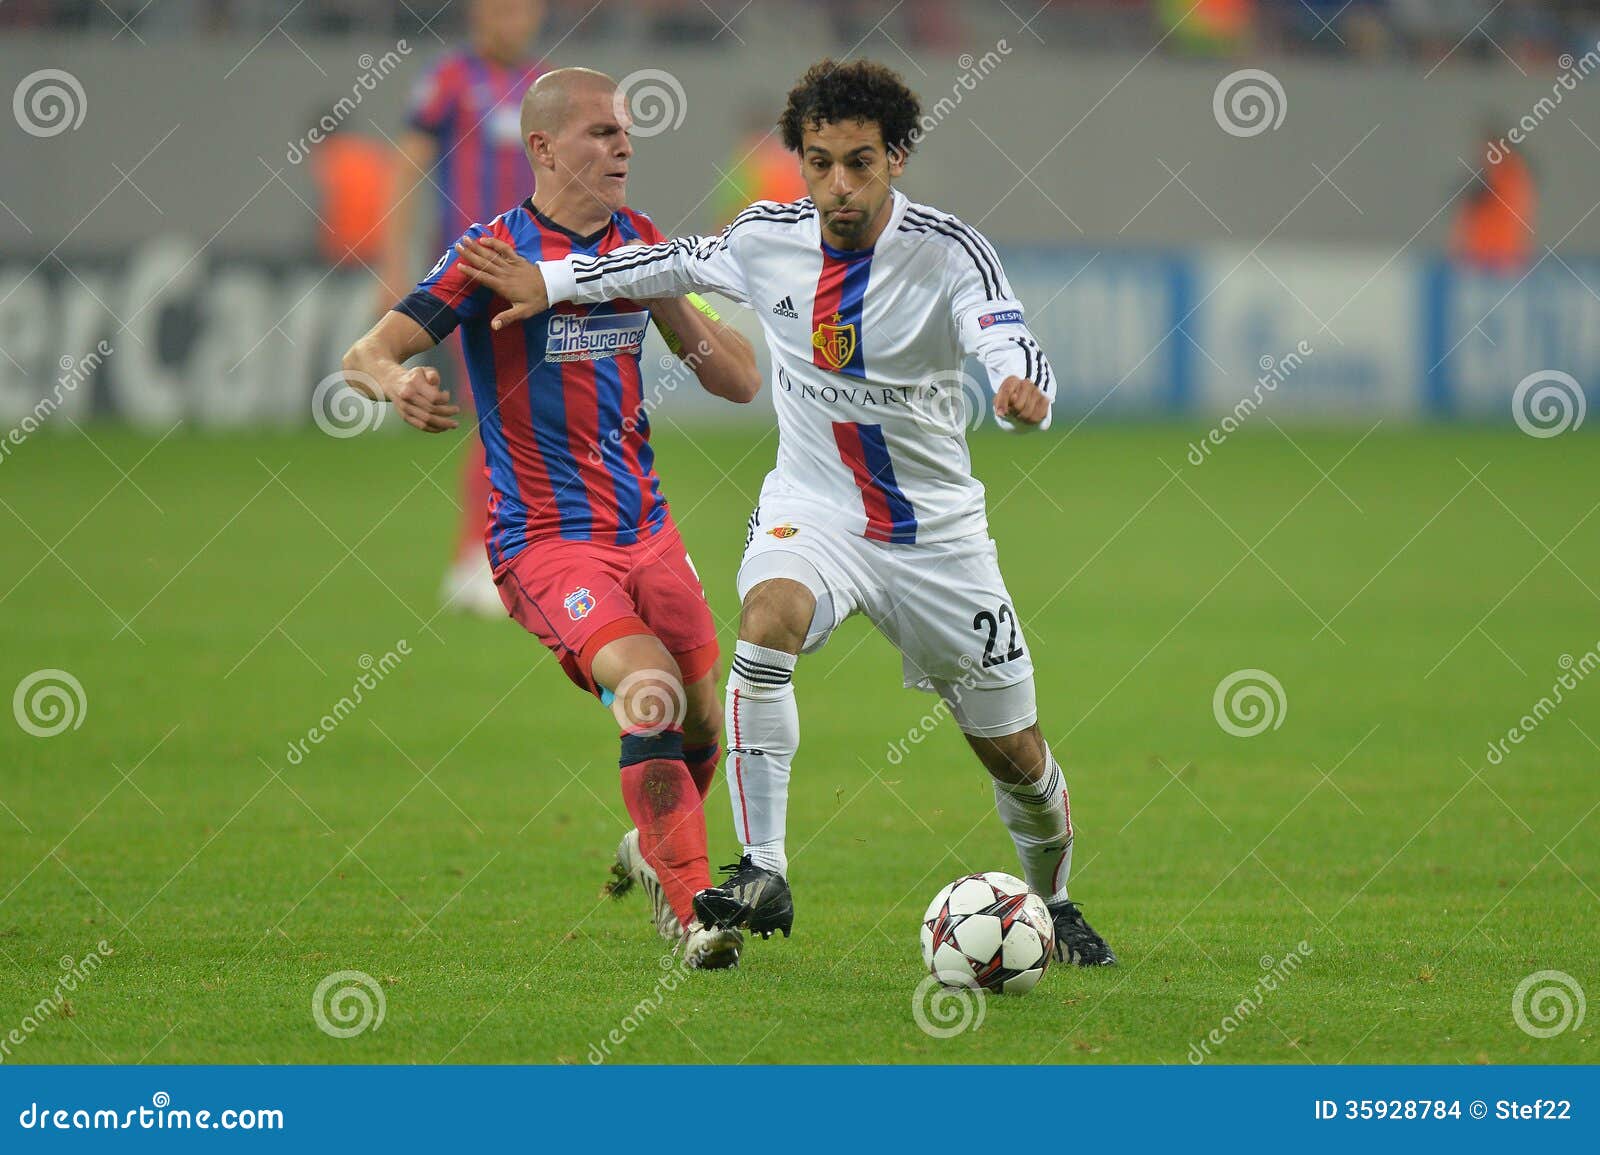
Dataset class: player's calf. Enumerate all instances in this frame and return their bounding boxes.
[594,633,714,934]
[680,667,723,800]
[723,578,811,882]
[965,719,1117,966]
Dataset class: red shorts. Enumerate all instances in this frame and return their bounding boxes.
[494,519,720,696]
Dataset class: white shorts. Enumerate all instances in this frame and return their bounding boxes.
[737,502,1037,739]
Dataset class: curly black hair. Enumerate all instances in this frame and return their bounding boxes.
[778,59,922,157]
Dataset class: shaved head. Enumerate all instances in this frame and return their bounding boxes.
[520,65,634,222]
[521,67,617,148]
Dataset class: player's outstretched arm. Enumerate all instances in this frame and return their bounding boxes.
[540,232,749,317]
[341,311,461,433]
[946,221,1056,434]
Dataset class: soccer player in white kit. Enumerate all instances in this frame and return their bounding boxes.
[452,59,1116,967]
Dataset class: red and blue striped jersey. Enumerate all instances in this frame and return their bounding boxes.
[406,50,542,250]
[394,202,671,565]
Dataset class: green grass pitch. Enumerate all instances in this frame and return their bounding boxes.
[1,421,1595,1065]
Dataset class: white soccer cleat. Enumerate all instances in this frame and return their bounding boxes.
[439,555,504,618]
[608,829,683,941]
[679,921,743,970]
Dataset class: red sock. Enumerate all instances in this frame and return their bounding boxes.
[683,742,719,800]
[618,729,709,928]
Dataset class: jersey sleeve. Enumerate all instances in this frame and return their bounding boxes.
[405,55,458,141]
[391,220,500,342]
[629,210,667,246]
[947,230,1056,433]
[539,228,750,308]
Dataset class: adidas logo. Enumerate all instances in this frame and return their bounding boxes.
[771,295,799,319]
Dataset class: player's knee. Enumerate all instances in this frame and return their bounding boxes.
[970,723,1047,786]
[738,578,813,654]
[611,665,689,735]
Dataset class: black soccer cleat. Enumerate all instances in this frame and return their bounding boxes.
[692,856,794,939]
[1047,897,1117,966]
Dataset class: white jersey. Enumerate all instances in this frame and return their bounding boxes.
[537,189,1056,544]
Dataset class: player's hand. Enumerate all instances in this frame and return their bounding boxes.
[387,365,460,433]
[453,237,549,330]
[993,375,1050,426]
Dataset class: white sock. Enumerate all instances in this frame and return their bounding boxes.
[726,640,799,877]
[992,746,1073,900]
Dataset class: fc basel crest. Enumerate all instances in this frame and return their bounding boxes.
[811,314,857,371]
[563,587,597,621]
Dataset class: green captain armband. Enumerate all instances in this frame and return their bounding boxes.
[652,292,722,358]
[685,292,721,322]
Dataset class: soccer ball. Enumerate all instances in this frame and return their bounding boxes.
[920,872,1054,995]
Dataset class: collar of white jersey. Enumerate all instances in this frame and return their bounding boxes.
[813,189,909,259]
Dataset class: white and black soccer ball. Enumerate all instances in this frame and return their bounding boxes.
[920,871,1055,995]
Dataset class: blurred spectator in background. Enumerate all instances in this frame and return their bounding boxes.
[1450,125,1538,274]
[308,123,395,267]
[711,106,809,229]
[1159,0,1255,55]
[378,0,546,616]
[1278,0,1391,56]
[5,0,1598,64]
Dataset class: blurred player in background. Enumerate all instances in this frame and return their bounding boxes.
[345,68,762,968]
[378,0,547,615]
[308,121,394,268]
[454,59,1117,971]
[710,104,808,229]
[1450,122,1537,275]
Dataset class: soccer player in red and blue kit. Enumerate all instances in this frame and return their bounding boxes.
[346,67,761,969]
[379,0,547,616]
